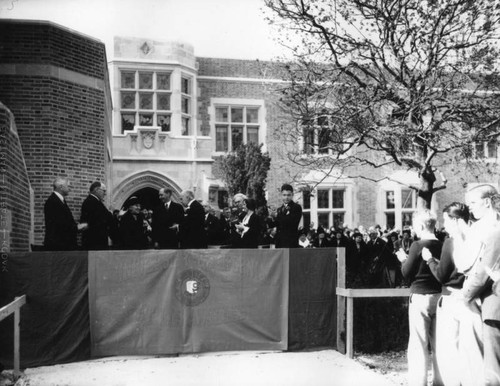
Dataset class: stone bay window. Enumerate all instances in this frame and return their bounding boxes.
[120,71,172,133]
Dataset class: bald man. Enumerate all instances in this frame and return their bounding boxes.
[44,177,85,251]
[179,190,207,249]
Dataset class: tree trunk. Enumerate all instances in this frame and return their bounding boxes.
[416,166,436,210]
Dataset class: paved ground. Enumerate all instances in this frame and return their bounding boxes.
[7,350,402,386]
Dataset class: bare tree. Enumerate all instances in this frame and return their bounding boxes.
[264,0,500,208]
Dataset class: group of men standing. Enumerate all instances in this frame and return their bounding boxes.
[398,184,500,386]
[43,178,303,251]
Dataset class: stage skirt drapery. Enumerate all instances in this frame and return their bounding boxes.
[0,248,337,367]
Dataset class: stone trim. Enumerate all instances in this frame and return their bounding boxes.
[0,64,104,90]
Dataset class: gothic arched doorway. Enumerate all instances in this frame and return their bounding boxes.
[112,170,182,210]
[125,187,160,210]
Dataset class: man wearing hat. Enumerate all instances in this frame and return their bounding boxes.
[119,196,148,250]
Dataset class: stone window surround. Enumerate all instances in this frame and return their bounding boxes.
[208,98,267,154]
[300,183,354,231]
[113,64,197,137]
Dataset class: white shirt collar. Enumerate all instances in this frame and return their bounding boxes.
[188,199,196,207]
[54,191,65,202]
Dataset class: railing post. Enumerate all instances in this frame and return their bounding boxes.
[14,304,20,377]
[0,295,26,379]
[336,247,346,354]
[346,297,354,359]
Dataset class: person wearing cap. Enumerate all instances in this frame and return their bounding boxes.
[80,181,113,250]
[119,196,148,250]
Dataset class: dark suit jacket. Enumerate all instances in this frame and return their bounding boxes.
[80,194,113,250]
[219,216,232,245]
[180,200,208,249]
[152,201,185,249]
[43,192,77,251]
[204,213,221,245]
[239,212,261,249]
[119,211,148,250]
[272,201,302,248]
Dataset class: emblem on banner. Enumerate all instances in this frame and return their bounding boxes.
[175,269,210,306]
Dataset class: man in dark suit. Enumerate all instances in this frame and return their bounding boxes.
[179,190,207,249]
[80,181,113,250]
[270,184,302,248]
[202,201,221,246]
[366,227,391,287]
[219,206,233,245]
[44,177,85,251]
[152,188,184,249]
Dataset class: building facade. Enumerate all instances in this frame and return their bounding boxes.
[110,36,500,233]
[0,20,113,249]
[2,21,499,251]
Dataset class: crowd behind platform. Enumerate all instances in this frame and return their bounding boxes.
[42,177,423,288]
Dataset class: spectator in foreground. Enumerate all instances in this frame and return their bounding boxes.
[399,210,443,386]
[462,184,500,386]
[421,202,482,386]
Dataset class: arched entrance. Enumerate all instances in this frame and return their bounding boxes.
[125,187,161,210]
[112,170,182,210]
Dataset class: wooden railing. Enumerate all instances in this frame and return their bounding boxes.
[335,248,410,358]
[0,295,27,378]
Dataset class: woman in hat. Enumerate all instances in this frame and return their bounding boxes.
[119,196,149,250]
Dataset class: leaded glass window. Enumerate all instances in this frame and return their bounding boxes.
[214,105,260,152]
[119,70,172,133]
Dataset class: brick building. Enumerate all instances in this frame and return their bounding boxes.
[0,20,113,250]
[2,21,499,251]
[110,36,500,233]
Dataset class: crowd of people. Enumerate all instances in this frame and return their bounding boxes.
[42,179,304,252]
[43,178,500,385]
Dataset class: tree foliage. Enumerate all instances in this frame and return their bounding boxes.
[264,0,500,208]
[218,143,271,206]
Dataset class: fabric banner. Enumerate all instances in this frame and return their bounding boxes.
[288,248,337,351]
[0,251,90,367]
[88,249,289,356]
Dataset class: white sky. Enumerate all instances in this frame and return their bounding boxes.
[0,0,287,60]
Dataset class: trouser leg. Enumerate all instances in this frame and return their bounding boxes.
[459,302,484,386]
[435,296,460,386]
[407,293,440,386]
[483,320,500,386]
